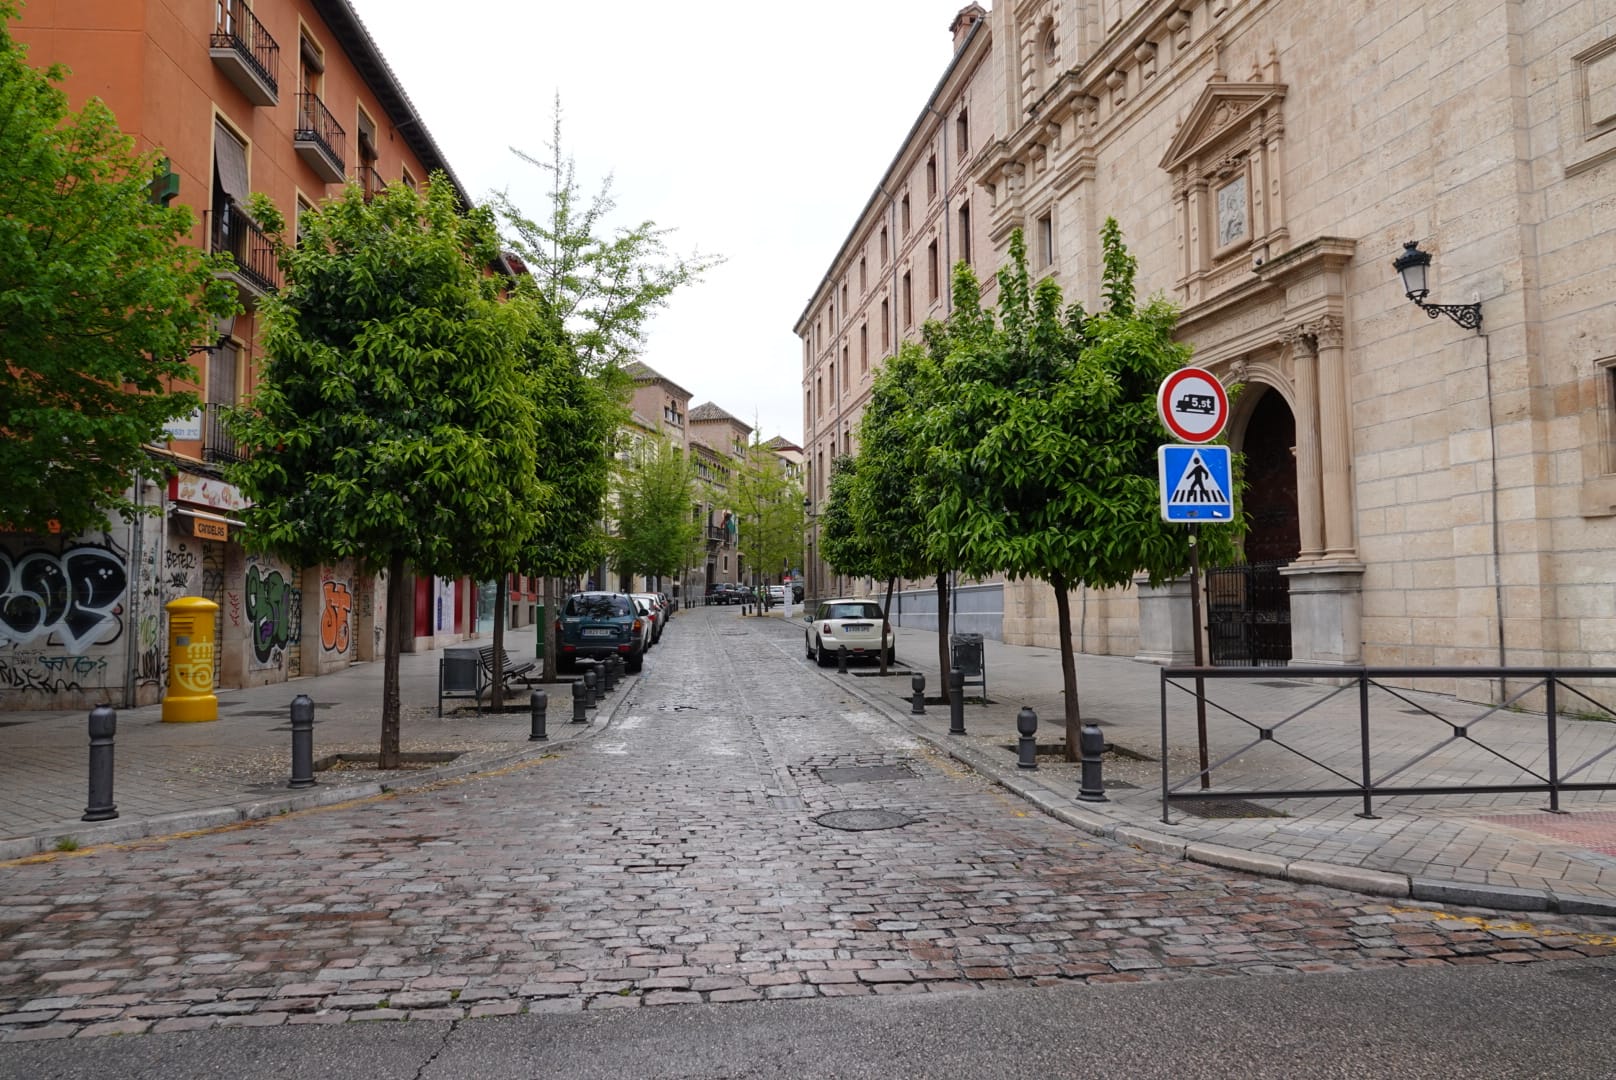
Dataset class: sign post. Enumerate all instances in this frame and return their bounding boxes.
[1156,367,1230,791]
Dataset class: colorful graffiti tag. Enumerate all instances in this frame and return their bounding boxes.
[244,564,300,666]
[0,545,128,654]
[320,580,352,653]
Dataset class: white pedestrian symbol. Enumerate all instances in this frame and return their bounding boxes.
[1170,450,1227,504]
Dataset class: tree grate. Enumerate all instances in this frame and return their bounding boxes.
[815,765,916,784]
[1168,797,1289,819]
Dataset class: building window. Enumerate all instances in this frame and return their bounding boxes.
[841,347,849,391]
[956,109,969,158]
[881,299,890,350]
[805,389,812,421]
[1037,212,1054,268]
[355,105,379,197]
[928,239,939,302]
[859,256,867,294]
[901,195,911,236]
[859,323,868,372]
[401,166,416,190]
[816,377,823,416]
[880,226,888,265]
[841,282,848,320]
[295,194,312,247]
[926,155,937,201]
[829,362,836,400]
[902,272,913,327]
[299,31,324,97]
[958,201,972,266]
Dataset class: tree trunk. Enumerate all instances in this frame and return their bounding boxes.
[380,551,406,769]
[1051,572,1082,762]
[490,576,508,711]
[935,571,951,705]
[879,577,895,675]
[540,577,560,683]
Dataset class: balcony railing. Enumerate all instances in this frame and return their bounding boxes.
[210,0,279,105]
[294,92,346,182]
[207,204,279,299]
[706,525,728,544]
[202,402,246,464]
[356,164,385,201]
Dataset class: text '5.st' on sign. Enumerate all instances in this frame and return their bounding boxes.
[1158,444,1233,523]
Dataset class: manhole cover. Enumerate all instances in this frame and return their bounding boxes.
[814,809,919,831]
[816,765,915,784]
[1169,797,1289,819]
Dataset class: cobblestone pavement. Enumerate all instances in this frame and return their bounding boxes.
[3,609,1614,1043]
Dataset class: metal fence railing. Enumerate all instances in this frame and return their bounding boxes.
[1160,665,1616,822]
[211,0,279,96]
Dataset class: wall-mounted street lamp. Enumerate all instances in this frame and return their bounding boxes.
[197,310,238,354]
[1392,240,1481,332]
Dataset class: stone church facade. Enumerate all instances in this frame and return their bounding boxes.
[800,0,1616,684]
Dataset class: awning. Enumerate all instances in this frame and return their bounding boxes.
[173,506,247,528]
[214,122,251,207]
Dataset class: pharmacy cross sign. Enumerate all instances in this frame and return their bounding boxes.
[1156,367,1228,444]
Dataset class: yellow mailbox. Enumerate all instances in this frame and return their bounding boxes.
[162,596,220,723]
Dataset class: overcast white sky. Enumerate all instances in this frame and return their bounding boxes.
[349,0,977,445]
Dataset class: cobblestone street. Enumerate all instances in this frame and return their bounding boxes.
[3,608,1613,1043]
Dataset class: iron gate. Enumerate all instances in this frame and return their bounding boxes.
[1206,560,1291,666]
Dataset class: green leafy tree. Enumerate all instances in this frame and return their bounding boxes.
[0,3,237,534]
[927,221,1241,754]
[493,99,714,658]
[611,435,700,587]
[230,176,544,767]
[732,434,804,608]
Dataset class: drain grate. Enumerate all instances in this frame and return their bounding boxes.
[1169,797,1289,819]
[816,764,916,784]
[814,809,919,831]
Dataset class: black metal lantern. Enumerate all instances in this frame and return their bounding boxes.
[1391,240,1480,331]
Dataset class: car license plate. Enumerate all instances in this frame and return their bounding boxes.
[583,628,613,637]
[843,623,872,632]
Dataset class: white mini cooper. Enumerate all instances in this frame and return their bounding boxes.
[804,599,895,667]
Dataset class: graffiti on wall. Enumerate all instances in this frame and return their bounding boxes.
[320,579,352,654]
[0,653,109,694]
[245,562,300,668]
[0,544,129,654]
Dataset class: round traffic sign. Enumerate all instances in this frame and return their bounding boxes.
[1156,367,1228,443]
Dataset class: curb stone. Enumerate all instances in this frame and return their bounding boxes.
[1288,860,1411,898]
[1412,878,1550,912]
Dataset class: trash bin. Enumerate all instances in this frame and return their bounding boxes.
[439,647,482,716]
[949,633,984,676]
[534,604,546,659]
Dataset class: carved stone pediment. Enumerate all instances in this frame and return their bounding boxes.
[1160,81,1287,171]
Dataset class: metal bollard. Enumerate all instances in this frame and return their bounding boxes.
[529,689,549,741]
[571,679,588,723]
[948,670,966,735]
[910,672,926,715]
[837,646,848,674]
[82,705,118,822]
[288,694,317,789]
[611,654,624,685]
[1017,707,1038,770]
[583,669,598,709]
[1077,721,1108,802]
[600,657,615,693]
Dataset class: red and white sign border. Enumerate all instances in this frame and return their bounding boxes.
[1156,367,1229,444]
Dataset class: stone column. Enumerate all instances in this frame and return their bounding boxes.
[1312,315,1355,560]
[1285,325,1325,561]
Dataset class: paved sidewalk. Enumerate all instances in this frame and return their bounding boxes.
[0,624,623,860]
[5,606,1616,919]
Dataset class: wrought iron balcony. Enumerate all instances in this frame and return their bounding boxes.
[356,164,385,201]
[202,402,246,464]
[209,0,279,106]
[294,92,346,182]
[206,204,278,303]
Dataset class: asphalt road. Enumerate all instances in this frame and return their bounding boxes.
[2,607,1613,1074]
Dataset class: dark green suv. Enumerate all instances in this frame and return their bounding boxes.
[556,592,645,673]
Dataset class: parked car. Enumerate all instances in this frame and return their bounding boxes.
[630,596,657,653]
[557,592,645,673]
[805,598,894,667]
[632,593,667,643]
[657,591,675,616]
[766,585,785,604]
[791,582,804,603]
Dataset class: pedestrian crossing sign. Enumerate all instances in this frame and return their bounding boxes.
[1158,444,1233,523]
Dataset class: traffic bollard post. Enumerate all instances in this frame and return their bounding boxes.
[910,672,926,715]
[583,669,598,709]
[600,657,615,693]
[1077,722,1109,802]
[82,705,118,822]
[948,670,966,735]
[571,679,588,723]
[1017,707,1038,770]
[837,647,848,674]
[529,690,548,741]
[288,694,317,789]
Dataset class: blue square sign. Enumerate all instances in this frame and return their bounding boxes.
[1158,444,1233,523]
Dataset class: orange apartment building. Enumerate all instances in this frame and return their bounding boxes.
[1,0,524,711]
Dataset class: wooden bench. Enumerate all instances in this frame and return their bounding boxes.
[478,646,540,696]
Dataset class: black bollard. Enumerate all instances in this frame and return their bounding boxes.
[583,669,598,709]
[600,657,615,693]
[1077,722,1108,802]
[288,694,317,789]
[837,646,848,674]
[910,672,926,715]
[1017,707,1039,770]
[529,689,548,741]
[571,679,588,723]
[610,654,623,686]
[82,705,118,822]
[948,670,966,735]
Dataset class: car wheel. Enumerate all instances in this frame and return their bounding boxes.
[805,635,815,660]
[626,649,643,674]
[557,655,576,674]
[885,646,896,667]
[815,637,834,667]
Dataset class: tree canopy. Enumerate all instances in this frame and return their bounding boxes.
[610,434,700,586]
[0,3,237,534]
[732,436,805,591]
